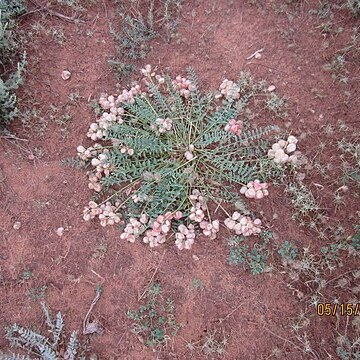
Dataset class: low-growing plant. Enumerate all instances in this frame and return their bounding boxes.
[110,0,182,61]
[107,59,135,80]
[0,1,26,26]
[110,1,156,60]
[27,285,47,301]
[285,181,323,226]
[191,277,205,291]
[338,137,360,189]
[3,302,90,359]
[323,33,359,84]
[185,329,230,357]
[77,66,302,250]
[201,330,229,356]
[0,0,26,131]
[127,282,180,348]
[345,0,360,15]
[278,240,298,265]
[337,333,360,360]
[0,53,26,130]
[228,230,273,275]
[351,225,360,251]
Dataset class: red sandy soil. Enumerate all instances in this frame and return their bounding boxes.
[0,1,359,359]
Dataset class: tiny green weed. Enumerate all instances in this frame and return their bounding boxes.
[278,240,298,265]
[191,277,205,291]
[27,285,47,301]
[127,282,180,348]
[228,230,272,275]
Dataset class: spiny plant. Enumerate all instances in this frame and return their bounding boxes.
[345,0,360,15]
[110,0,157,60]
[108,0,182,77]
[285,181,323,225]
[3,302,90,359]
[127,282,180,348]
[201,330,229,356]
[338,137,360,189]
[110,0,182,59]
[77,65,299,250]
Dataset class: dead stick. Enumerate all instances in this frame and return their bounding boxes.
[138,250,166,301]
[218,301,244,324]
[83,289,101,335]
[26,0,85,23]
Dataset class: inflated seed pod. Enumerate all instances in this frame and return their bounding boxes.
[286,143,296,153]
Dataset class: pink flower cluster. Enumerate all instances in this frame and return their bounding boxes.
[189,189,220,240]
[172,75,196,99]
[184,144,195,161]
[77,143,102,161]
[240,180,269,199]
[132,193,152,203]
[189,189,207,223]
[117,85,143,104]
[141,64,165,86]
[142,171,162,182]
[87,172,102,192]
[86,95,126,141]
[225,119,243,136]
[111,139,134,155]
[200,220,220,240]
[141,64,155,77]
[143,211,183,248]
[218,79,240,100]
[120,214,148,243]
[87,149,113,192]
[99,86,143,109]
[87,122,106,141]
[150,117,173,134]
[83,201,121,226]
[224,212,262,236]
[268,135,299,164]
[91,151,111,175]
[175,224,195,250]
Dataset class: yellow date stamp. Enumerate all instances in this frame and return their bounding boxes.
[317,303,359,316]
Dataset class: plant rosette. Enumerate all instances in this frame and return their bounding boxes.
[78,65,298,250]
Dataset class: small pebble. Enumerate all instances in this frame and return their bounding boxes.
[268,85,276,92]
[56,227,64,237]
[192,255,200,261]
[61,70,71,80]
[13,221,21,230]
[254,52,262,59]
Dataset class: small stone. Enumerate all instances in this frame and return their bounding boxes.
[56,227,64,237]
[61,70,71,80]
[268,85,276,92]
[192,255,200,261]
[13,221,21,230]
[254,52,262,59]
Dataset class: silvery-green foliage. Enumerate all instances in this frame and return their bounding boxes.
[97,68,275,222]
[3,303,87,360]
[0,0,26,131]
